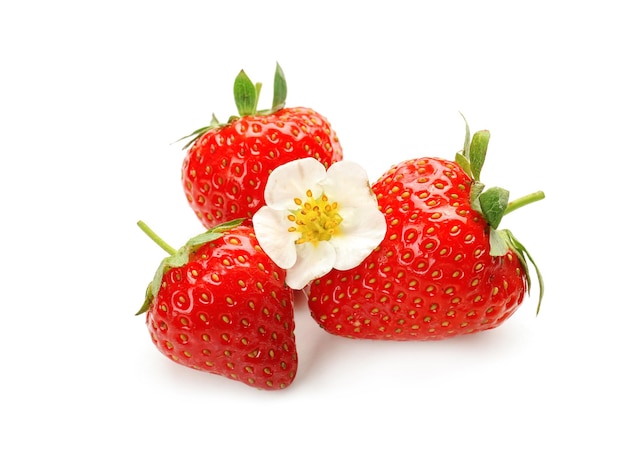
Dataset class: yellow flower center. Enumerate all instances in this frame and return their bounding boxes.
[288,189,343,245]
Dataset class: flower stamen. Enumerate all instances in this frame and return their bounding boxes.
[292,193,343,246]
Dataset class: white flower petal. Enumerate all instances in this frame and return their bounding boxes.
[264,157,326,210]
[253,158,387,288]
[252,206,298,269]
[331,204,387,270]
[285,241,336,290]
[322,160,378,209]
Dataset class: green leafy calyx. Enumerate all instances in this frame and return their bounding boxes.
[456,114,545,313]
[135,219,245,315]
[176,62,288,150]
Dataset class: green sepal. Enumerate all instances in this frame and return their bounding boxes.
[469,181,485,212]
[184,219,245,247]
[456,114,490,181]
[186,232,225,248]
[272,62,287,111]
[478,186,509,229]
[488,229,510,257]
[176,114,223,151]
[469,130,490,181]
[234,70,260,117]
[209,218,246,233]
[498,229,545,315]
[144,248,190,308]
[176,63,289,150]
[135,282,155,316]
[461,112,471,157]
[455,152,471,178]
[135,218,246,316]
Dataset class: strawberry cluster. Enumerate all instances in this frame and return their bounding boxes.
[137,64,544,390]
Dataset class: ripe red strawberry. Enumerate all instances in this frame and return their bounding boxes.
[180,63,343,229]
[307,121,544,340]
[136,219,298,390]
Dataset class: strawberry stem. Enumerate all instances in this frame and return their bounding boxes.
[137,221,176,256]
[504,191,545,216]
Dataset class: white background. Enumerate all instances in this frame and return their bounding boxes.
[1,1,624,448]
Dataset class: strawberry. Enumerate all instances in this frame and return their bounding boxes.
[136,219,298,390]
[180,63,343,229]
[307,120,544,340]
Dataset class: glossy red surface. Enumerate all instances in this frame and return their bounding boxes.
[308,158,526,340]
[145,225,298,389]
[182,107,343,229]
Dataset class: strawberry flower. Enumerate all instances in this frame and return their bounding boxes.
[252,158,387,290]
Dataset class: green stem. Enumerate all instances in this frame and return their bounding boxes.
[504,191,545,216]
[137,221,177,256]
